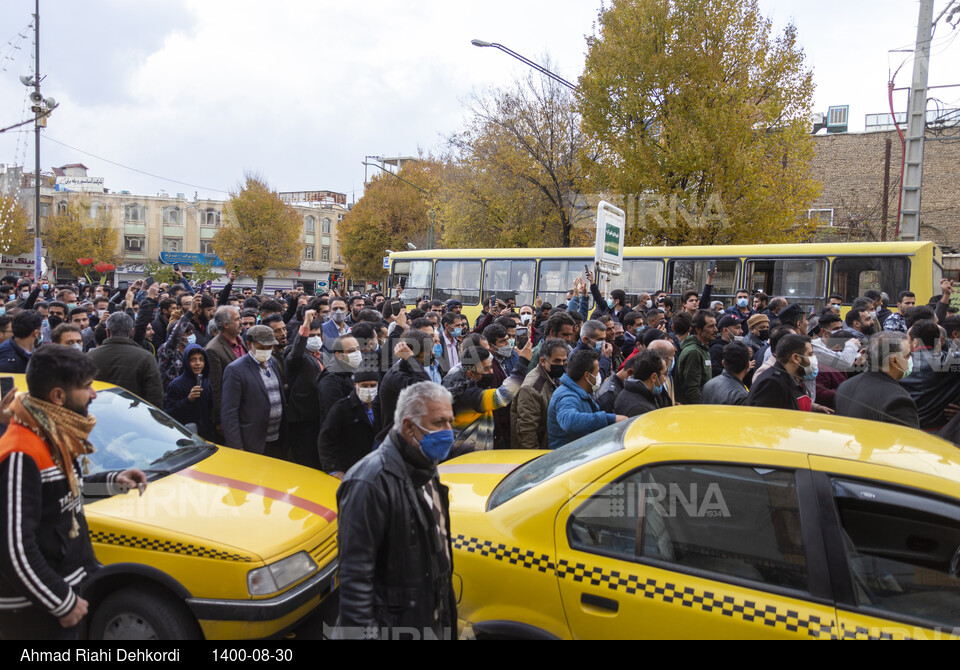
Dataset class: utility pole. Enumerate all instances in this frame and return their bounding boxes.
[33,0,41,276]
[881,138,892,242]
[898,0,935,241]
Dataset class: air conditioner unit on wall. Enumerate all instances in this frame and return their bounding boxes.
[827,106,849,133]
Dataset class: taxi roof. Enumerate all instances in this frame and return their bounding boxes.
[3,374,117,394]
[625,406,960,485]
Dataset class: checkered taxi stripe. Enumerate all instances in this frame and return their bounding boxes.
[90,531,254,563]
[452,534,910,640]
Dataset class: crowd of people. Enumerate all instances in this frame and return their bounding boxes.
[0,266,957,463]
[1,263,959,640]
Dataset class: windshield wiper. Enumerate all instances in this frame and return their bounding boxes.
[149,442,213,467]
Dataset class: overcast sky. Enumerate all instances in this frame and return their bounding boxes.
[1,0,958,203]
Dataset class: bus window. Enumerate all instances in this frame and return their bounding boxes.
[745,259,827,312]
[831,257,909,304]
[607,260,664,307]
[434,260,482,305]
[392,260,433,298]
[667,259,740,303]
[538,260,589,310]
[483,260,536,307]
[933,260,944,298]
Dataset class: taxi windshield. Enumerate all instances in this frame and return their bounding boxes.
[487,420,629,511]
[85,388,215,478]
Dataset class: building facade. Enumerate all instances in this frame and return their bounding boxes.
[7,164,347,292]
[807,127,960,251]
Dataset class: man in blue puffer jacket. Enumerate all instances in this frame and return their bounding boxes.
[547,348,627,450]
[164,343,214,441]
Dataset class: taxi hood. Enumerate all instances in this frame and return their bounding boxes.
[87,448,339,563]
[439,449,544,514]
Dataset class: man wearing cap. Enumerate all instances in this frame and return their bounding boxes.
[710,314,742,379]
[221,325,286,458]
[445,299,462,315]
[743,314,769,355]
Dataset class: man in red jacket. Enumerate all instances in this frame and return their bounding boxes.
[0,346,146,640]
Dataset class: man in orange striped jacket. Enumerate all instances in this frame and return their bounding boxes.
[0,346,146,640]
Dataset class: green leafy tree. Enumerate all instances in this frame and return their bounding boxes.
[42,200,120,276]
[189,259,221,285]
[143,260,178,286]
[578,0,820,245]
[339,161,439,280]
[213,175,302,293]
[441,65,595,249]
[0,195,33,258]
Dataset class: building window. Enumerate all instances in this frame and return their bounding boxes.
[321,246,330,261]
[88,201,103,218]
[200,240,215,255]
[305,216,315,232]
[39,203,50,217]
[305,246,314,260]
[808,209,835,227]
[125,236,145,252]
[321,217,331,234]
[124,204,145,222]
[163,238,182,253]
[163,206,182,225]
[203,209,220,226]
[56,201,68,215]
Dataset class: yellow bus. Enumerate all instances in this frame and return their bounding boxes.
[388,242,944,324]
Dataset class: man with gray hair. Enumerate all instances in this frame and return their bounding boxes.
[835,331,918,428]
[205,306,246,441]
[336,381,457,639]
[87,311,163,406]
[575,319,613,379]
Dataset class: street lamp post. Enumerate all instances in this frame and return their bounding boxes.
[361,161,435,250]
[470,39,579,91]
[21,1,57,278]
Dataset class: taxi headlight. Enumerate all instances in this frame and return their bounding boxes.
[247,551,318,596]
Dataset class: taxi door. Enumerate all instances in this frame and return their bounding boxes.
[810,457,960,640]
[554,445,840,639]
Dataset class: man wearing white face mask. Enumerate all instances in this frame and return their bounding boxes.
[284,310,326,468]
[747,334,833,414]
[221,325,286,457]
[320,334,362,426]
[318,370,383,478]
[50,324,83,351]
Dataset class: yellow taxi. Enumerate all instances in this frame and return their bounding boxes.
[5,375,339,640]
[440,407,960,640]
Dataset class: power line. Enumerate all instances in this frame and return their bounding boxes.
[40,135,230,194]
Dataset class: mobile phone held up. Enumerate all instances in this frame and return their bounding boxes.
[0,376,14,399]
[707,260,717,274]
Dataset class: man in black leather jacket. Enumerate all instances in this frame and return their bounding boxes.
[335,381,457,640]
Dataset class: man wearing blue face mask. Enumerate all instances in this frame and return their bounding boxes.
[437,311,461,375]
[725,288,756,321]
[322,296,351,353]
[575,319,612,380]
[335,381,457,640]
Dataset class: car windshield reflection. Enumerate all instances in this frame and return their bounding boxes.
[85,388,215,478]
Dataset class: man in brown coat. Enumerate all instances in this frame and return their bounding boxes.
[510,338,568,449]
[204,306,246,437]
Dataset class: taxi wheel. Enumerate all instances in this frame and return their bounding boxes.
[89,585,200,641]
